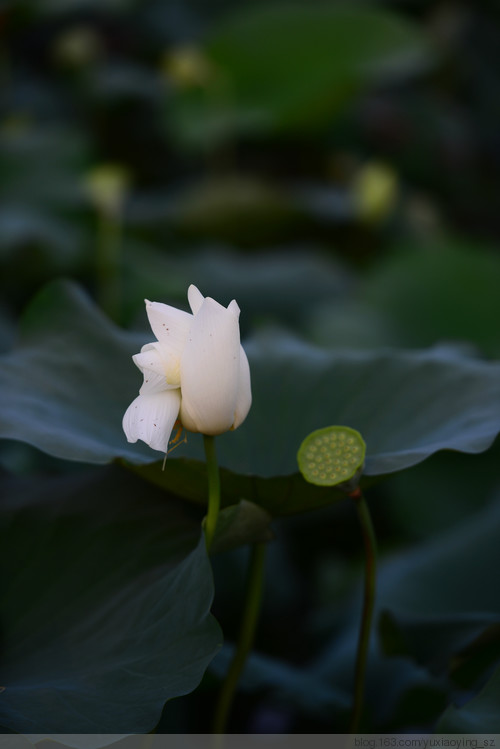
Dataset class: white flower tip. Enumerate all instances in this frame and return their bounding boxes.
[187,284,204,315]
[228,299,240,317]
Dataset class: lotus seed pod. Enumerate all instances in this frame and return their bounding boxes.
[297,425,366,492]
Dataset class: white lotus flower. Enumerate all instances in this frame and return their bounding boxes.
[123,285,252,453]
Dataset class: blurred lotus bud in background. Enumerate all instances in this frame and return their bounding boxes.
[352,161,399,224]
[162,45,214,88]
[84,164,130,220]
[51,25,103,69]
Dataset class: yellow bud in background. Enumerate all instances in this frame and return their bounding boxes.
[161,45,213,88]
[84,164,130,219]
[352,161,399,224]
[51,26,103,68]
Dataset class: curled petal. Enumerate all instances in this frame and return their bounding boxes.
[232,345,252,430]
[134,342,181,392]
[122,389,181,453]
[180,297,240,434]
[145,300,191,354]
[187,284,204,315]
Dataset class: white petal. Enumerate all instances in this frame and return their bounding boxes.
[180,297,240,435]
[232,345,252,430]
[133,342,181,392]
[227,299,240,317]
[145,300,192,355]
[187,284,204,315]
[122,390,181,453]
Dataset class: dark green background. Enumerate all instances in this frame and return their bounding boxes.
[1,0,500,737]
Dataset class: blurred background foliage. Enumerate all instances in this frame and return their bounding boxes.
[2,0,500,735]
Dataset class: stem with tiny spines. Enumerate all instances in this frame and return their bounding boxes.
[213,541,267,735]
[96,210,122,323]
[203,435,221,552]
[349,487,377,734]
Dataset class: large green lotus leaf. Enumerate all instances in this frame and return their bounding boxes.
[379,610,500,677]
[209,499,274,555]
[121,242,348,335]
[223,335,500,479]
[313,495,500,658]
[269,501,498,729]
[129,458,344,517]
[0,281,152,466]
[436,665,500,732]
[0,127,88,210]
[375,497,500,617]
[210,642,445,730]
[208,499,500,731]
[361,240,500,358]
[0,465,221,737]
[0,208,86,312]
[2,280,500,514]
[308,240,500,357]
[309,499,500,694]
[380,441,500,540]
[209,643,351,720]
[171,4,429,141]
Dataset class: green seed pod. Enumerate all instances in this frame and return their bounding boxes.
[297,425,366,492]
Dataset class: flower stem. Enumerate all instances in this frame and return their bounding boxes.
[96,212,122,323]
[203,435,221,552]
[213,541,267,735]
[349,488,377,734]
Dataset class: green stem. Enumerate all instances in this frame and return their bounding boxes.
[213,542,267,735]
[202,68,235,176]
[349,488,377,734]
[203,435,221,552]
[96,211,122,323]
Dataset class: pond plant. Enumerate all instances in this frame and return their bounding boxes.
[1,279,500,738]
[2,0,500,740]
